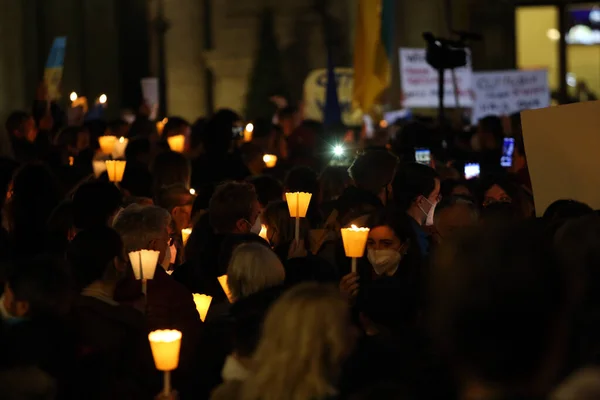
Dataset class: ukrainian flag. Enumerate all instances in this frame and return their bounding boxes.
[353,0,394,114]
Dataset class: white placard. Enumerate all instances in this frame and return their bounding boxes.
[141,77,159,121]
[471,70,550,124]
[399,48,473,108]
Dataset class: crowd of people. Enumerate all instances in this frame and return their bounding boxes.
[0,89,599,400]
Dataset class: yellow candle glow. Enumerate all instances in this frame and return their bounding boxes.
[148,329,182,371]
[128,249,160,280]
[285,192,312,218]
[259,224,268,242]
[156,118,168,135]
[192,294,212,322]
[218,275,234,303]
[263,154,278,168]
[167,135,185,153]
[181,228,192,246]
[98,135,117,155]
[68,156,74,166]
[92,160,107,178]
[341,225,370,258]
[243,123,254,142]
[111,136,128,159]
[105,160,126,182]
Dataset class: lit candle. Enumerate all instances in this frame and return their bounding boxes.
[70,92,78,104]
[68,156,74,166]
[99,94,108,105]
[181,228,192,246]
[218,275,234,303]
[285,192,312,242]
[263,154,278,168]
[128,249,160,296]
[167,135,185,153]
[156,118,168,135]
[192,294,212,322]
[105,160,126,183]
[259,224,268,242]
[148,329,182,396]
[98,135,117,155]
[244,123,254,142]
[111,137,128,159]
[341,225,370,273]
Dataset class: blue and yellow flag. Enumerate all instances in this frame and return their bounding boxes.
[44,37,67,101]
[353,0,394,114]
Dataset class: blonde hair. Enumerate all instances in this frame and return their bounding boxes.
[227,243,285,301]
[241,283,351,400]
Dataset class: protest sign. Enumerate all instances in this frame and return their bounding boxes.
[521,101,600,215]
[399,48,473,108]
[472,70,550,124]
[44,37,67,101]
[303,68,361,126]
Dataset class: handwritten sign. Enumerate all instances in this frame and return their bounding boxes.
[399,48,473,108]
[303,68,361,126]
[472,70,550,124]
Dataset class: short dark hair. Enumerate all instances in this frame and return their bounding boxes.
[430,221,573,387]
[348,150,399,195]
[67,227,123,288]
[124,136,151,161]
[247,175,283,208]
[479,115,504,142]
[5,111,30,136]
[72,181,123,230]
[209,181,257,233]
[392,163,439,211]
[162,116,190,137]
[284,166,318,194]
[543,199,594,221]
[7,256,71,317]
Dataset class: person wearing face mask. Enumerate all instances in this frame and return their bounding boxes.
[112,204,202,382]
[392,162,441,257]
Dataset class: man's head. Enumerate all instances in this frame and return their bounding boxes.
[433,196,479,241]
[67,227,126,289]
[348,150,399,204]
[247,175,283,208]
[284,166,319,194]
[112,204,172,267]
[2,257,70,319]
[209,181,260,234]
[156,184,195,232]
[72,181,123,230]
[392,163,440,225]
[477,116,504,151]
[6,111,37,143]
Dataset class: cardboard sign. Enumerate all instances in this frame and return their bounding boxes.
[303,68,361,126]
[472,70,550,124]
[399,48,473,108]
[521,101,600,215]
[44,37,67,101]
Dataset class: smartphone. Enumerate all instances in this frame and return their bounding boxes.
[501,137,515,168]
[415,148,431,166]
[464,163,481,180]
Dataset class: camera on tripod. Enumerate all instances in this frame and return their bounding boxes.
[422,32,468,70]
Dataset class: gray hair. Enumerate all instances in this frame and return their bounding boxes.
[227,243,285,301]
[112,204,171,253]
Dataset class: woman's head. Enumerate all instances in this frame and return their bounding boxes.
[479,177,517,207]
[242,283,353,400]
[227,242,285,301]
[261,200,309,248]
[366,210,413,276]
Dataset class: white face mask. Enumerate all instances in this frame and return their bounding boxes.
[250,217,262,235]
[160,245,172,270]
[418,197,437,226]
[367,249,402,276]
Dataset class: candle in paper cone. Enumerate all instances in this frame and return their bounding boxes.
[98,136,117,155]
[181,228,192,246]
[263,154,277,168]
[128,250,160,280]
[112,137,128,159]
[105,160,126,182]
[341,225,370,258]
[218,275,234,303]
[243,123,254,142]
[258,224,268,242]
[148,330,182,371]
[167,135,185,153]
[285,192,312,218]
[192,294,212,322]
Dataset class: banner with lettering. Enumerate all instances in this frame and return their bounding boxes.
[399,48,473,108]
[471,69,550,123]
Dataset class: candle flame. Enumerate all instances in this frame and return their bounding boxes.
[70,92,78,102]
[119,136,125,143]
[99,94,107,104]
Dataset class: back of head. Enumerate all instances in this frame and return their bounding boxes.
[5,111,30,137]
[72,181,123,230]
[479,201,521,226]
[227,242,284,301]
[244,283,350,400]
[209,181,257,234]
[162,116,190,138]
[156,183,194,211]
[319,165,350,202]
[392,163,439,211]
[284,166,318,194]
[430,220,573,390]
[7,256,71,318]
[348,150,399,195]
[247,175,283,208]
[479,115,504,143]
[543,199,594,222]
[67,227,124,288]
[124,136,151,162]
[203,109,240,154]
[112,204,171,253]
[151,151,191,194]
